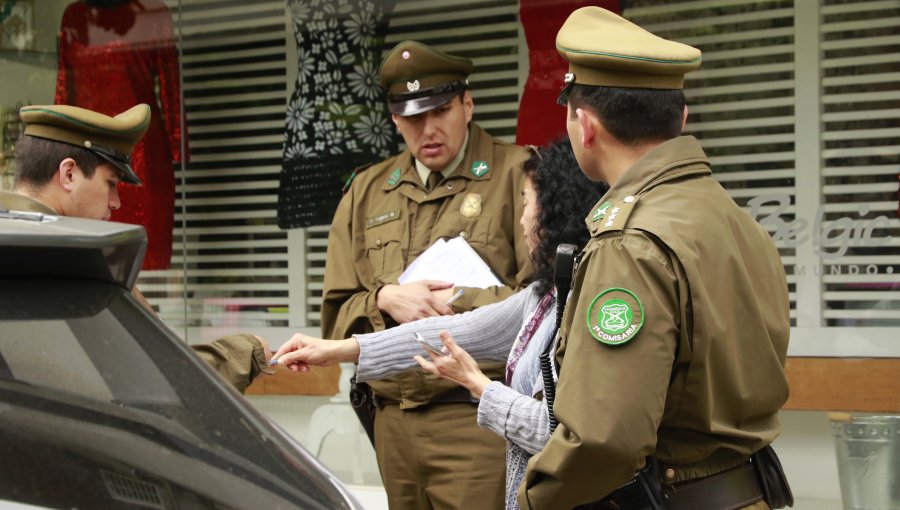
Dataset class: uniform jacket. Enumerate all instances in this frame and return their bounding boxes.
[519,136,791,509]
[321,123,534,406]
[0,191,268,394]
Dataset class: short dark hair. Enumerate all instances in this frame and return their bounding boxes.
[14,136,105,189]
[567,84,685,144]
[524,136,610,296]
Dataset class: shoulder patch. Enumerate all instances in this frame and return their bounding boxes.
[586,287,644,346]
[341,163,373,193]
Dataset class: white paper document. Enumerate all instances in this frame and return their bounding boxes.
[398,236,502,288]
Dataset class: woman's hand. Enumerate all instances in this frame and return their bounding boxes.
[271,334,360,372]
[415,331,492,399]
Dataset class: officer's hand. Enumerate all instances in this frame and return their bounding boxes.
[414,330,492,399]
[271,334,360,372]
[377,280,455,323]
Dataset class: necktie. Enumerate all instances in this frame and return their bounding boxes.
[426,172,442,192]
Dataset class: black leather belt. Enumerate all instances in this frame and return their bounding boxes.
[666,463,763,510]
[372,386,477,408]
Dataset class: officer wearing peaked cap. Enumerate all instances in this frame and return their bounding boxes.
[320,40,533,510]
[19,103,150,186]
[519,7,792,509]
[2,103,274,395]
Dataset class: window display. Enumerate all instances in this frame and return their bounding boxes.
[56,0,185,270]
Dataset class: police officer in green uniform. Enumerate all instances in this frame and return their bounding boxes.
[518,7,791,509]
[321,41,533,509]
[1,104,272,393]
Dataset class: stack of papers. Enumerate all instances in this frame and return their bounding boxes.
[398,236,502,288]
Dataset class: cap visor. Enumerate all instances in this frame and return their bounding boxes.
[388,90,459,117]
[556,83,573,106]
[96,152,142,185]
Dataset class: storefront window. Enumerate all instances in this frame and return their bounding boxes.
[2,0,898,500]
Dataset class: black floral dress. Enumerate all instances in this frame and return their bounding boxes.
[278,0,398,229]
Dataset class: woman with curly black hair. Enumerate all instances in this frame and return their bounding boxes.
[274,137,609,510]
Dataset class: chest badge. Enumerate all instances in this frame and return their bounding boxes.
[387,168,401,186]
[591,201,612,222]
[460,193,483,218]
[470,160,489,177]
[586,287,644,346]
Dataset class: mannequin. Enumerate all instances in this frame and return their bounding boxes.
[277,0,398,229]
[516,0,620,146]
[56,0,185,270]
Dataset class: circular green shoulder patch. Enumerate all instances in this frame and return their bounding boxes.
[586,288,644,346]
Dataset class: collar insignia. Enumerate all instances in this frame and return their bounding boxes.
[470,160,489,177]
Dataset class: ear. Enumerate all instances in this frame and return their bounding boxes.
[462,90,474,123]
[391,113,399,126]
[681,105,688,132]
[575,107,596,148]
[57,158,79,192]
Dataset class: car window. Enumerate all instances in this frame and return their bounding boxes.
[0,278,358,510]
[1,313,180,406]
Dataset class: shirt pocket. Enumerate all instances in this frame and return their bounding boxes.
[431,211,493,248]
[365,216,404,284]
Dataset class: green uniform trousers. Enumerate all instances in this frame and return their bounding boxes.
[374,402,506,510]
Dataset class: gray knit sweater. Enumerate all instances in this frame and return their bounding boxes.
[355,282,558,510]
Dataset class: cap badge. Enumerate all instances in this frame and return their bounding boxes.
[460,193,483,218]
[586,287,644,346]
[591,201,612,222]
[387,168,401,186]
[407,80,420,92]
[470,160,489,177]
[564,73,575,84]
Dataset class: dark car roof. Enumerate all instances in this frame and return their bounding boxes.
[0,207,145,289]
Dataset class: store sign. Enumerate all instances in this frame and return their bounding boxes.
[748,193,894,260]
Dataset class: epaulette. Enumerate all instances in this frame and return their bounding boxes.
[341,162,374,194]
[588,195,639,236]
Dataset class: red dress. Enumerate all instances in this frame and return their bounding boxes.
[56,0,185,270]
[516,0,621,146]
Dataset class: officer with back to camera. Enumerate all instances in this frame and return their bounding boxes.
[519,7,793,509]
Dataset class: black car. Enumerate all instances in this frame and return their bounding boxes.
[0,208,363,510]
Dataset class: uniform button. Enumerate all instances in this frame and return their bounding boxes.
[446,183,453,190]
[665,468,675,481]
[375,239,382,247]
[624,195,635,203]
[459,231,469,240]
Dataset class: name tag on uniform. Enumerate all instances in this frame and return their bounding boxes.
[366,209,400,228]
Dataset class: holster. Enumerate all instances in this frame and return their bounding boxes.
[348,370,376,446]
[574,457,665,510]
[751,445,794,509]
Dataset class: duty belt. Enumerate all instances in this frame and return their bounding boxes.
[666,463,763,510]
[578,458,763,510]
[372,386,477,408]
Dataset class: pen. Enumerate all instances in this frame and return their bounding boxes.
[445,289,464,306]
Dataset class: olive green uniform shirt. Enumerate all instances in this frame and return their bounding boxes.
[0,191,268,394]
[321,122,533,405]
[519,137,790,509]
